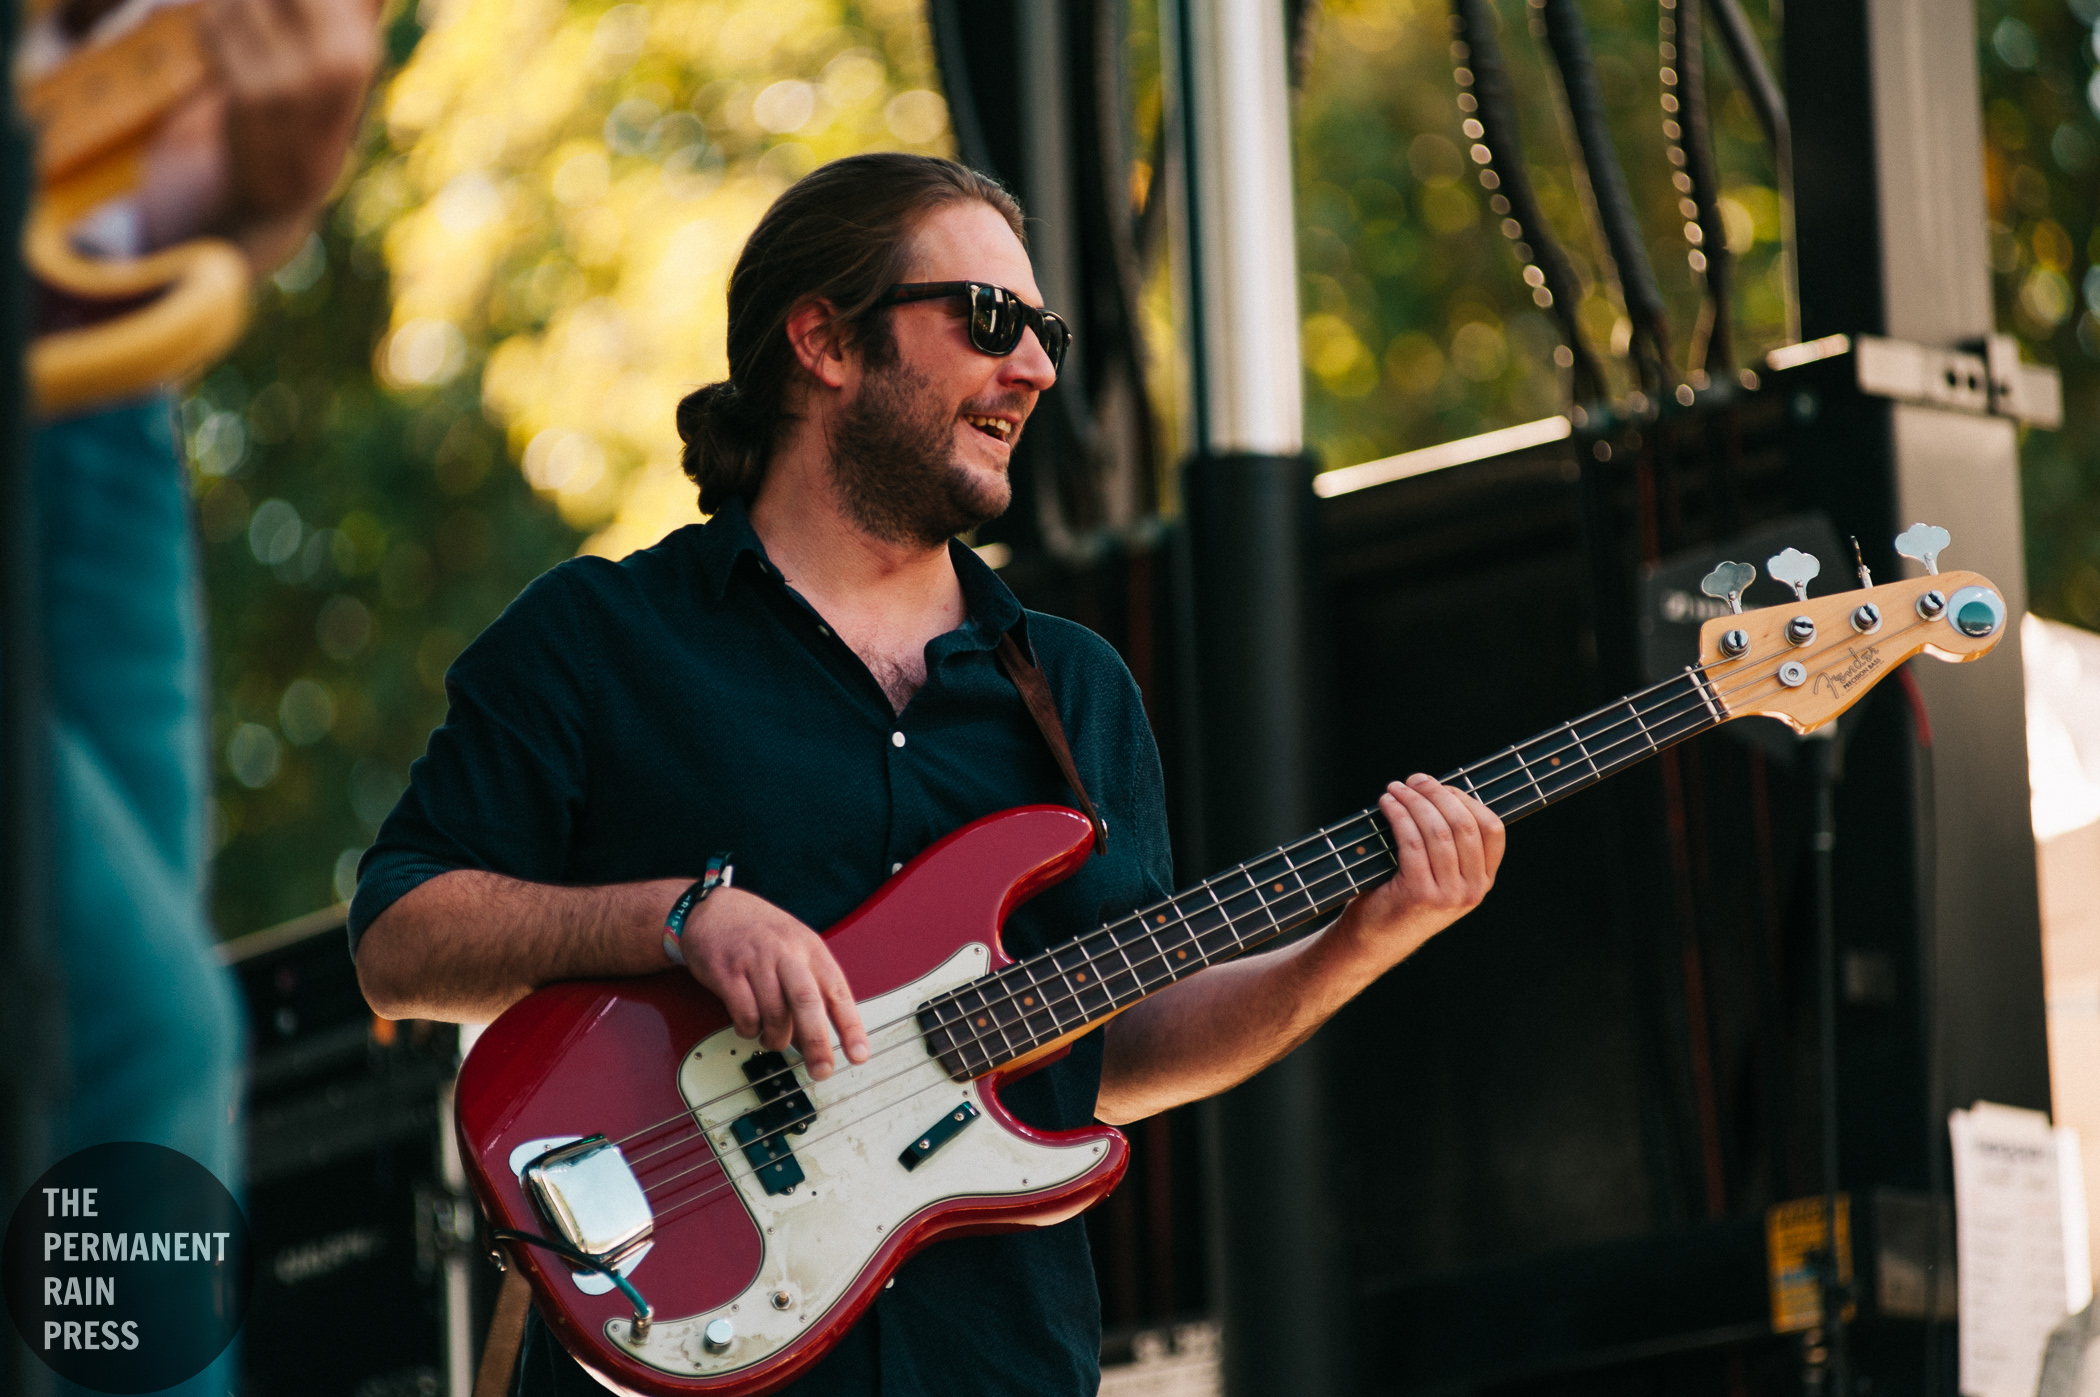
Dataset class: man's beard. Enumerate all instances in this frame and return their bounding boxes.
[827,355,1015,550]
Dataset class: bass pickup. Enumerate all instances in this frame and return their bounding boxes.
[729,1050,815,1196]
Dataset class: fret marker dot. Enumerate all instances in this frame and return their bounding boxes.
[1273,882,1284,893]
[1550,757,1560,766]
[1023,996,1035,1006]
[1074,972,1086,982]
[1356,845,1365,855]
[1156,914,1167,925]
[976,1017,988,1027]
[1176,950,1187,959]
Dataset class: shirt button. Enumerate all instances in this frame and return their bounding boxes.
[891,731,906,748]
[891,862,903,874]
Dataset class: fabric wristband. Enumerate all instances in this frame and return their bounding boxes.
[660,852,735,967]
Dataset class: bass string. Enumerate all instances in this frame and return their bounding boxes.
[614,609,1922,1161]
[636,670,1718,1147]
[629,842,1408,1206]
[610,612,1934,1244]
[1449,607,1934,817]
[895,631,1832,1070]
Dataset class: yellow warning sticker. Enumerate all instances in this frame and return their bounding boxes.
[1765,1194,1854,1332]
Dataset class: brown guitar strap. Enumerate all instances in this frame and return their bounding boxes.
[992,630,1107,855]
[473,1265,532,1397]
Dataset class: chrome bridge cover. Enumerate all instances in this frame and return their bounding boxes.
[523,1135,654,1262]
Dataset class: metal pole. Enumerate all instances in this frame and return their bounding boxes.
[1810,730,1850,1396]
[1166,1,1348,1392]
[1785,1,2047,1387]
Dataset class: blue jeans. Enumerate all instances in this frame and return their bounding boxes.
[35,399,245,1395]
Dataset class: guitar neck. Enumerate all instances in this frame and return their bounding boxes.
[922,667,1728,1078]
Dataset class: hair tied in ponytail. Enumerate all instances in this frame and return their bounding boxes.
[680,154,1024,515]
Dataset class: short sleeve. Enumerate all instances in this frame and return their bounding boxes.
[346,565,599,956]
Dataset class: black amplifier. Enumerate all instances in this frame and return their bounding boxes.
[223,909,495,1397]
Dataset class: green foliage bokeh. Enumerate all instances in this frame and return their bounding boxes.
[194,12,582,937]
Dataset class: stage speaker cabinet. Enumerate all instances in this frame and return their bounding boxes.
[223,910,496,1397]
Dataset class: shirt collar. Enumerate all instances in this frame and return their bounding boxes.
[946,536,1023,646]
[697,498,1027,649]
[694,495,770,601]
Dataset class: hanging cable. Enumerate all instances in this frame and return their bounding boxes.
[1535,0,1673,399]
[1448,0,1608,407]
[1703,0,1799,344]
[925,0,997,178]
[1660,0,1733,380]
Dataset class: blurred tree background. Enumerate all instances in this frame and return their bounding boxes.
[198,0,954,934]
[196,0,2100,937]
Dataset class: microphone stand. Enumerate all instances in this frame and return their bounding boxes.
[1806,724,1852,1397]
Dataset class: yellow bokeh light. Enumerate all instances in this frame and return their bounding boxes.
[369,0,952,556]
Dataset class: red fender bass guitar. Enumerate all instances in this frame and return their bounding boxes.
[454,537,2004,1394]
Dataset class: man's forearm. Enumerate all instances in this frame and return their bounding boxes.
[1094,922,1392,1125]
[354,869,685,1023]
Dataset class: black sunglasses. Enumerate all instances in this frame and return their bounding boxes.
[878,282,1071,372]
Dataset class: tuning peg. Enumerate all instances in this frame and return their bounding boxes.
[1895,522,1950,575]
[1767,547,1821,602]
[1700,560,1756,615]
[1849,536,1873,588]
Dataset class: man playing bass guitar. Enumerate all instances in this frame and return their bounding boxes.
[351,152,1505,1397]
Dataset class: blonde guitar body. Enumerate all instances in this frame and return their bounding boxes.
[17,1,249,416]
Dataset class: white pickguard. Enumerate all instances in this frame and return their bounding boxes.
[605,942,1107,1378]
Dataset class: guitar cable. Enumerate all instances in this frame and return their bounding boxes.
[1536,0,1674,398]
[1448,0,1607,407]
[1658,0,1733,379]
[488,1227,655,1338]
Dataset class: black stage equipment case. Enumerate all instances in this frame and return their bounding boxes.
[224,911,496,1397]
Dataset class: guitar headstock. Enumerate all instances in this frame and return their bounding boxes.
[1694,527,2007,735]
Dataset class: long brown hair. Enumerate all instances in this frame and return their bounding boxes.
[675,153,1025,513]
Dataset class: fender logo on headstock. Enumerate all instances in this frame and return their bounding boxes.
[1810,643,1885,701]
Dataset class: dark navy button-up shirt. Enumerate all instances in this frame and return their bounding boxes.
[349,498,1173,1396]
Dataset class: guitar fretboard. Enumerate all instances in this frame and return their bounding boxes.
[918,667,1728,1080]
